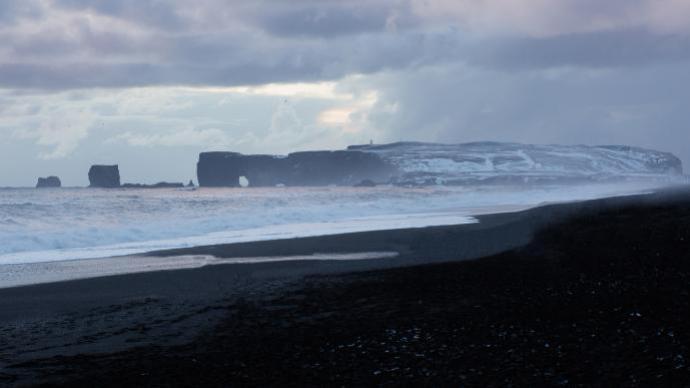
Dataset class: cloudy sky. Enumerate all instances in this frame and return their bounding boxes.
[1,0,689,186]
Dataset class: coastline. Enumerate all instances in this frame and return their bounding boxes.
[0,181,673,267]
[1,185,690,386]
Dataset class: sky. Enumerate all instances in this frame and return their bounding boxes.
[1,0,689,186]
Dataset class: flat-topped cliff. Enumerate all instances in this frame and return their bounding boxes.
[197,150,395,187]
[197,142,684,187]
[350,142,683,185]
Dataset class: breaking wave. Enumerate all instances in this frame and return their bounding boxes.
[0,182,671,264]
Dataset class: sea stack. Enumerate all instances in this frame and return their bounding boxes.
[36,176,61,188]
[88,165,121,188]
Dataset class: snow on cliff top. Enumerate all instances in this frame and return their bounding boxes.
[348,142,683,184]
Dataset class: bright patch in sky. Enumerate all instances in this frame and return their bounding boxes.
[0,80,384,186]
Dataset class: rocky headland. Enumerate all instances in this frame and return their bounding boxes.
[196,142,684,187]
[196,150,394,187]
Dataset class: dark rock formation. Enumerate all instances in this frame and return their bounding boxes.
[88,165,121,188]
[121,182,185,189]
[36,176,61,188]
[197,150,396,187]
[196,152,244,188]
[187,180,195,187]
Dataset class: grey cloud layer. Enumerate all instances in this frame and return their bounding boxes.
[472,29,690,69]
[2,0,690,186]
[2,0,690,89]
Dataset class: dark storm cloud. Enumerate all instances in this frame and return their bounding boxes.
[255,5,386,37]
[0,0,43,23]
[53,0,416,36]
[472,29,690,70]
[53,0,187,31]
[1,0,690,90]
[246,1,419,38]
[0,23,465,90]
[0,0,431,89]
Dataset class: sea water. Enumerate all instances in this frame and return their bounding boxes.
[0,182,666,266]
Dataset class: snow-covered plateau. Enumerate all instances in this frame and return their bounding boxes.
[349,142,684,185]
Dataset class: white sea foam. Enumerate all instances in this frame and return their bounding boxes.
[0,252,400,289]
[0,182,672,266]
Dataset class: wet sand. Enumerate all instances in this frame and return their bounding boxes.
[1,186,690,386]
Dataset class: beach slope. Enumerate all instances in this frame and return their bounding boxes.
[2,187,690,386]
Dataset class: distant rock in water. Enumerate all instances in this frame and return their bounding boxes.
[121,182,185,189]
[354,179,377,187]
[187,180,195,187]
[197,142,684,187]
[36,176,61,188]
[88,165,120,188]
[197,151,394,187]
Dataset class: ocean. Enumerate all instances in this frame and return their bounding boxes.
[0,182,665,267]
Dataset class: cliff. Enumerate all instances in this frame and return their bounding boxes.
[197,150,395,187]
[197,142,684,188]
[350,142,684,185]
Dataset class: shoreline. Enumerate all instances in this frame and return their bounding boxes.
[0,184,671,290]
[2,186,690,386]
[0,181,676,268]
[1,186,687,307]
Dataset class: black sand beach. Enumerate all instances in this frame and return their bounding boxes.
[2,187,690,386]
